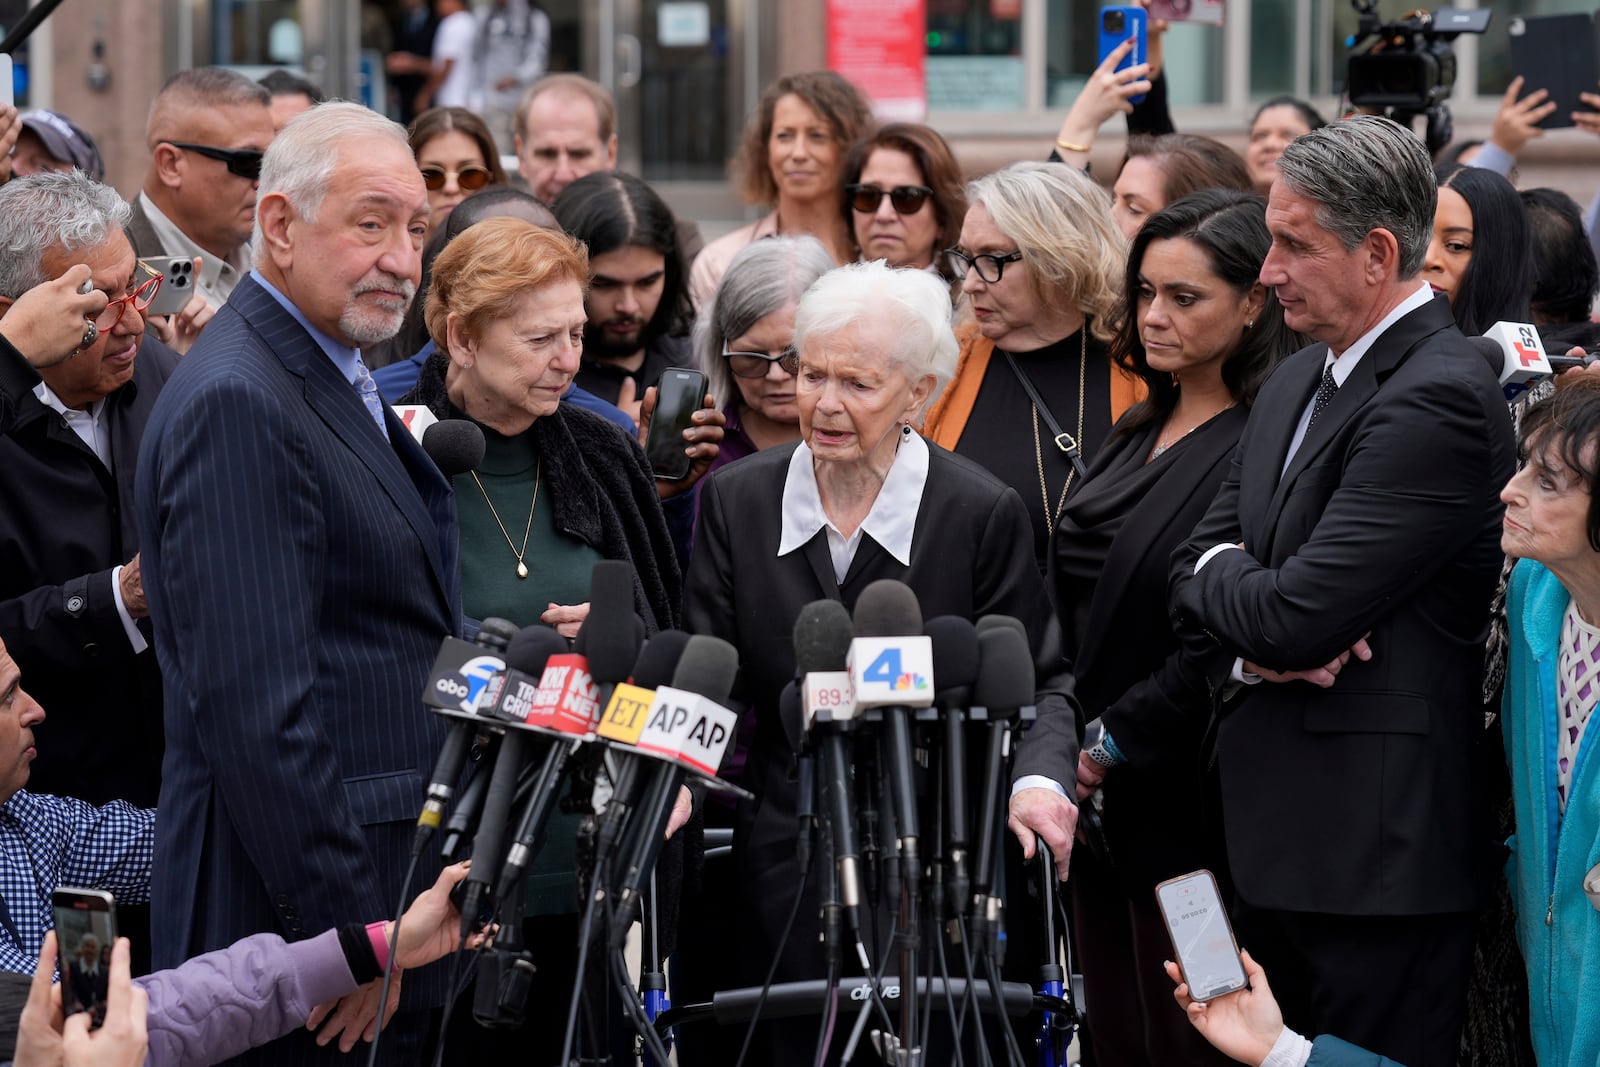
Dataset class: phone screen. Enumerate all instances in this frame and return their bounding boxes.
[1155,870,1247,1001]
[645,369,706,480]
[52,888,117,1028]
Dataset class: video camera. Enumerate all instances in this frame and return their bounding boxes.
[1345,2,1490,153]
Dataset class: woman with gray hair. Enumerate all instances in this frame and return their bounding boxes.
[683,259,1074,1067]
[694,234,835,476]
[924,160,1144,571]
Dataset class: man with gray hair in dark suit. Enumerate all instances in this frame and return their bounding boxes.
[135,101,459,1065]
[1169,115,1514,1066]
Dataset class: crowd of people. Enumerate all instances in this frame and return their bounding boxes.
[1,4,1600,1066]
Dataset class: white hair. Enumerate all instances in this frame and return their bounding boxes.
[793,260,958,406]
[0,170,130,297]
[252,102,410,270]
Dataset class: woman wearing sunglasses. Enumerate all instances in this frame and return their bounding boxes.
[839,123,966,279]
[922,161,1141,572]
[407,107,507,237]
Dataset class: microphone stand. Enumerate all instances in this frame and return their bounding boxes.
[638,868,672,1067]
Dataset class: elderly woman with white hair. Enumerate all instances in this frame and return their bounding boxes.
[682,259,1077,1066]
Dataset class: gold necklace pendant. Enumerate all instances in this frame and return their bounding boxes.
[471,458,541,581]
[517,560,529,579]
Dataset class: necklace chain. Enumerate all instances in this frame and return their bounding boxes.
[470,458,540,579]
[1030,327,1087,535]
[1150,399,1238,461]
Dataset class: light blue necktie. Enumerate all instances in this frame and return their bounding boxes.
[353,357,390,441]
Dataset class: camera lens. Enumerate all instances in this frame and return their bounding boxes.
[1104,10,1124,32]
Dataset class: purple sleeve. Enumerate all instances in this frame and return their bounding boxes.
[136,930,358,1067]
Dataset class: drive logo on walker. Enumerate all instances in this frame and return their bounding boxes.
[848,636,935,709]
[635,686,739,777]
[421,637,507,714]
[532,654,600,735]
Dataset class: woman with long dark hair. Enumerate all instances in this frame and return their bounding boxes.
[1019,188,1293,1065]
[1427,164,1533,335]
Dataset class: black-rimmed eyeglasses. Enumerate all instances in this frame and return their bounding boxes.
[944,247,1024,284]
[846,183,934,215]
[722,345,799,379]
[162,141,264,181]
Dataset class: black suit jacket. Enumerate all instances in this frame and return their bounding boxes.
[135,276,460,1057]
[1170,295,1513,916]
[0,336,178,807]
[684,440,1077,979]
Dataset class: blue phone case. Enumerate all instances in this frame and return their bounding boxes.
[1097,6,1149,105]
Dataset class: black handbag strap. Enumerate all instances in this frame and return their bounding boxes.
[1001,351,1088,478]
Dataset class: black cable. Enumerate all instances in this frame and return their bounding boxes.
[364,849,423,1067]
[428,937,471,1067]
[982,954,1026,1067]
[732,840,814,1067]
[839,898,904,1063]
[610,946,676,1066]
[561,879,605,1067]
[955,918,994,1067]
[810,955,841,1067]
[933,913,966,1067]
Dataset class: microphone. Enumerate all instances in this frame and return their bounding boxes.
[608,634,740,948]
[849,580,934,903]
[926,615,980,911]
[413,618,518,856]
[1472,321,1600,401]
[590,630,692,873]
[793,600,864,958]
[419,417,486,474]
[457,625,570,933]
[968,619,1036,949]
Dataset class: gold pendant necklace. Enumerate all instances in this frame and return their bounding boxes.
[471,458,540,579]
[1030,327,1088,535]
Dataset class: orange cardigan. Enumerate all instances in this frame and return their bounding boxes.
[921,320,1144,451]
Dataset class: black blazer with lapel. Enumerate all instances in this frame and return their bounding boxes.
[1035,407,1246,891]
[0,336,178,807]
[1170,296,1514,916]
[135,276,461,1045]
[684,439,1077,977]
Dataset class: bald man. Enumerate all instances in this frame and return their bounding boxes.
[127,68,274,310]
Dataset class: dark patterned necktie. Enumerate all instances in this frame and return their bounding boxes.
[1306,365,1338,431]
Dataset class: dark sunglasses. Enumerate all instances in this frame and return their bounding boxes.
[163,141,264,181]
[944,247,1025,284]
[722,345,799,379]
[419,164,493,192]
[846,183,934,215]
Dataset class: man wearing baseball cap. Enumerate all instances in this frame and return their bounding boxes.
[12,110,103,181]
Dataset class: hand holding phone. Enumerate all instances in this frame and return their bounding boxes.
[642,368,710,481]
[1097,6,1150,105]
[1155,869,1247,1002]
[52,887,118,1028]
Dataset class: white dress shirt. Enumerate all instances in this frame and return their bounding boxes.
[777,429,928,582]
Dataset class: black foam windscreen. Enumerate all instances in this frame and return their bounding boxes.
[630,630,692,690]
[925,615,980,700]
[974,625,1036,709]
[503,625,569,675]
[421,419,486,477]
[581,560,644,684]
[793,599,854,675]
[475,617,520,651]
[975,614,1028,641]
[670,634,740,706]
[852,579,923,638]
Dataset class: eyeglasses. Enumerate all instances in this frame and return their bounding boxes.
[944,248,1025,284]
[722,345,799,379]
[93,269,162,332]
[846,183,934,215]
[419,164,493,192]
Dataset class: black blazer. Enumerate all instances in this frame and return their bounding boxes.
[1170,296,1514,916]
[684,439,1078,979]
[1035,407,1246,891]
[0,337,178,807]
[136,276,461,1051]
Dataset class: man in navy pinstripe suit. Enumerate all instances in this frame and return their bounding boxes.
[134,103,460,1064]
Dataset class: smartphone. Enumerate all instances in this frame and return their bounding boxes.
[1508,13,1600,130]
[1148,0,1224,25]
[52,887,117,1028]
[0,56,13,109]
[1155,869,1247,1002]
[138,256,196,317]
[1097,6,1149,105]
[644,367,707,480]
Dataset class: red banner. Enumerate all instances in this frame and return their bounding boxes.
[826,0,928,123]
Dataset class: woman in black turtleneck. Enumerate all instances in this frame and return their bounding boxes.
[921,160,1142,572]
